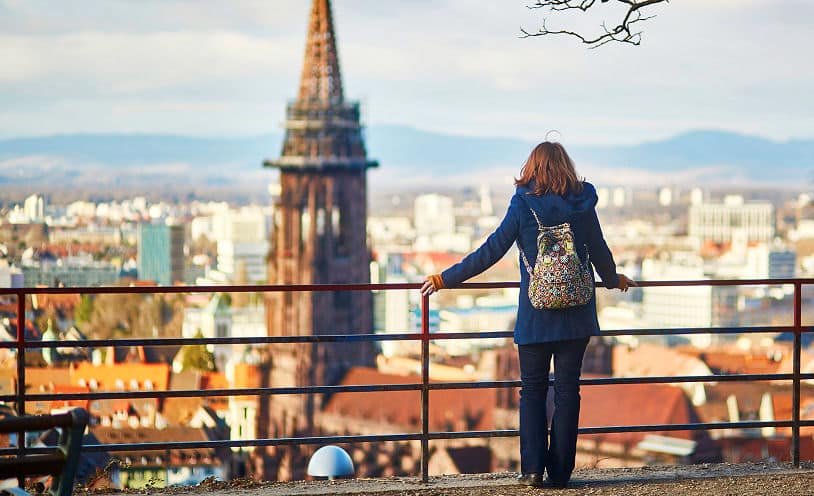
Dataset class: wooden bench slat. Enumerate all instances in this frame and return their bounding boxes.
[0,454,66,479]
[0,413,74,434]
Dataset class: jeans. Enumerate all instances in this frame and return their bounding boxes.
[518,337,589,483]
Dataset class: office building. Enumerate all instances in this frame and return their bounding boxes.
[688,195,774,243]
[137,224,185,286]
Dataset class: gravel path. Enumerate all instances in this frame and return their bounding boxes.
[130,462,814,496]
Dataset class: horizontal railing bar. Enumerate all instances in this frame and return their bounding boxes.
[51,434,425,454]
[599,326,809,336]
[7,325,812,350]
[0,282,422,296]
[4,419,809,456]
[1,278,812,297]
[428,420,798,440]
[18,383,425,402]
[10,373,813,404]
[0,332,498,350]
[8,333,430,349]
[428,373,807,391]
[11,331,513,349]
[583,420,797,434]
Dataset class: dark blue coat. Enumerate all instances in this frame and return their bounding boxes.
[440,181,619,345]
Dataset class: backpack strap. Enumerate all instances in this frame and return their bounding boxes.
[517,241,533,275]
[528,208,543,230]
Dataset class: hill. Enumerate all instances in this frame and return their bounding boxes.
[0,127,811,193]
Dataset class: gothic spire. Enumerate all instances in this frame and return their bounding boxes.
[298,0,344,105]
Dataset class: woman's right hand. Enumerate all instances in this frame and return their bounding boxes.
[420,278,437,297]
[617,274,637,292]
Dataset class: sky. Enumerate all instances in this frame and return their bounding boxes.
[0,0,812,145]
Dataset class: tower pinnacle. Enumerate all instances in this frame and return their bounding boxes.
[298,0,344,105]
[264,0,376,170]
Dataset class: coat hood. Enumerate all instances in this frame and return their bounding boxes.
[514,181,599,220]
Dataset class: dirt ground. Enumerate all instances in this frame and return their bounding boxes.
[128,462,814,496]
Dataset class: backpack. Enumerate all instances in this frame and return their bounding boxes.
[516,202,594,310]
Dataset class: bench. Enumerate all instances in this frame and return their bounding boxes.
[0,408,89,496]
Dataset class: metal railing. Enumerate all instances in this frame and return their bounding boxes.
[1,278,813,484]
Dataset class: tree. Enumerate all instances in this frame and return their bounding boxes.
[179,331,216,372]
[521,0,669,48]
[75,294,94,325]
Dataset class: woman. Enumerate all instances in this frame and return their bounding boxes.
[421,141,635,488]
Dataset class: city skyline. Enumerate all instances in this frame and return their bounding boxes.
[1,0,812,145]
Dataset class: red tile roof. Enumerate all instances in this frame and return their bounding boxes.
[580,383,692,445]
[322,367,495,432]
[613,344,712,378]
[91,425,219,462]
[71,362,170,391]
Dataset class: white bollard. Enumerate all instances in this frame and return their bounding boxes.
[307,445,355,481]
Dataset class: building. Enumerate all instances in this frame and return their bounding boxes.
[641,254,738,348]
[414,194,455,236]
[49,225,122,245]
[688,195,775,243]
[658,187,673,207]
[767,248,796,279]
[20,255,118,287]
[0,261,23,288]
[181,293,231,369]
[611,187,629,208]
[182,293,266,371]
[413,194,471,252]
[213,207,270,284]
[137,223,185,286]
[262,0,377,447]
[23,194,46,221]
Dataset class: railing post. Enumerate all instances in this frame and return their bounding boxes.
[420,292,430,483]
[792,282,801,467]
[16,290,26,489]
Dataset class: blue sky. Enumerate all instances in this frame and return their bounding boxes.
[0,0,812,144]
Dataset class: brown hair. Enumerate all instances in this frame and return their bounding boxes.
[514,141,584,196]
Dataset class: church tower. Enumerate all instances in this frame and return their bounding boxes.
[263,0,377,438]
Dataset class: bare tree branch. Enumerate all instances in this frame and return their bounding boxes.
[521,0,668,48]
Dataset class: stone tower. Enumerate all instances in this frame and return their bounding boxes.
[263,0,377,438]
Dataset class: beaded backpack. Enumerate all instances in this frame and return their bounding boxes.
[517,206,594,310]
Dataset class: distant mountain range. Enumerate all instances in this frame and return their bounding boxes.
[0,126,812,195]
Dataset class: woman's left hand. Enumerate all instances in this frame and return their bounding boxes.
[421,278,437,297]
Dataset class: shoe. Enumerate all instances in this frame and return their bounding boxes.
[517,473,544,487]
[543,478,568,489]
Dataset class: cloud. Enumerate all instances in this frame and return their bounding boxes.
[0,0,811,144]
[0,31,301,93]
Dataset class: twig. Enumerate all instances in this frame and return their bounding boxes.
[521,0,668,48]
